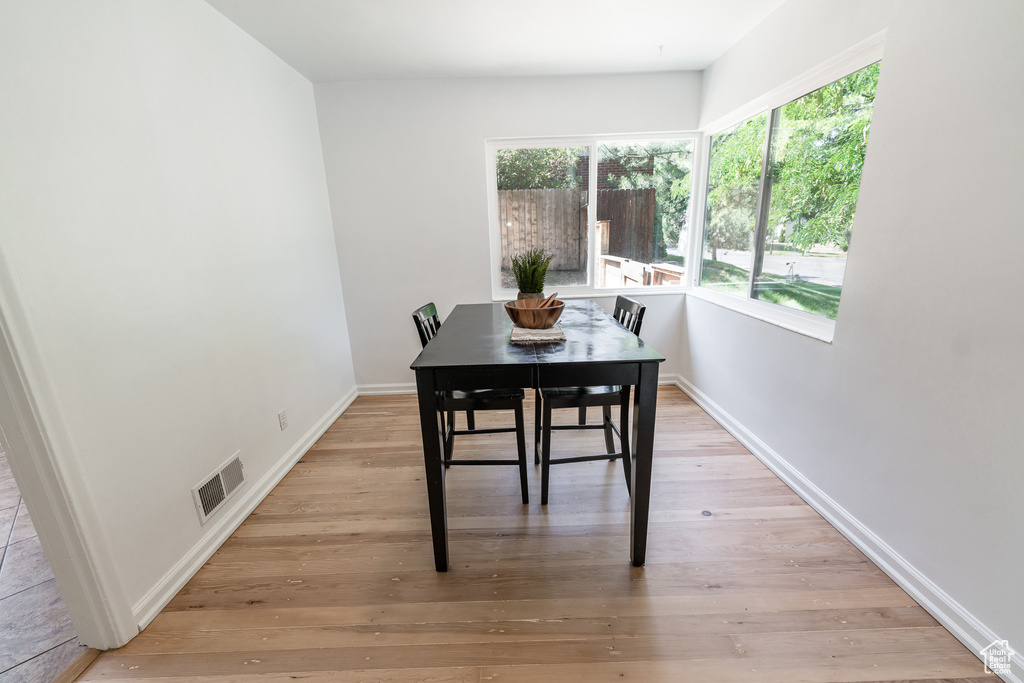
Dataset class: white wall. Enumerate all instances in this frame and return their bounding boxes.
[0,0,356,646]
[315,73,700,389]
[687,0,1023,667]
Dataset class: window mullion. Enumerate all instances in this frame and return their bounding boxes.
[748,107,780,300]
[689,134,709,288]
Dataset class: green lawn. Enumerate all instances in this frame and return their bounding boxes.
[700,260,749,293]
[700,259,841,319]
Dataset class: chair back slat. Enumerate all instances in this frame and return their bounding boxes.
[412,302,441,348]
[613,295,645,336]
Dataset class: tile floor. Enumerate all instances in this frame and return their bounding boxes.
[0,449,87,681]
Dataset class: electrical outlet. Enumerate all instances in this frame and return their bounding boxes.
[278,410,288,431]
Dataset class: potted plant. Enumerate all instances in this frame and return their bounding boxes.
[511,248,554,299]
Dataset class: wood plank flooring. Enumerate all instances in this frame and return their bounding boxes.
[77,388,993,682]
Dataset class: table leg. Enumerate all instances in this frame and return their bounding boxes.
[630,362,659,566]
[414,368,449,571]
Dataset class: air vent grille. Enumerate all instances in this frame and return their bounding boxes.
[197,476,226,517]
[192,452,245,525]
[221,456,244,496]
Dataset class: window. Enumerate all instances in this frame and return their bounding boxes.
[701,114,768,295]
[488,135,695,296]
[698,61,881,320]
[595,140,693,288]
[495,146,590,289]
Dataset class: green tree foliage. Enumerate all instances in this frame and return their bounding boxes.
[598,141,692,255]
[703,63,880,263]
[496,148,586,190]
[704,114,767,261]
[767,62,879,252]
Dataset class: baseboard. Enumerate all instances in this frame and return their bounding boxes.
[358,382,416,395]
[657,372,682,387]
[131,386,359,631]
[674,375,1022,683]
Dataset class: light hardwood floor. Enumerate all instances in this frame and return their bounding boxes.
[77,388,993,682]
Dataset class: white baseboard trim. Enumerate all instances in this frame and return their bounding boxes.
[131,386,359,631]
[674,375,1022,683]
[358,382,416,395]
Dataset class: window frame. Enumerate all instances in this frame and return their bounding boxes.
[691,32,886,342]
[485,131,700,301]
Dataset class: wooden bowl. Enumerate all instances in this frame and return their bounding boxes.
[505,299,564,329]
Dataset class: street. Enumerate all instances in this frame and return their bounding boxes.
[706,249,847,287]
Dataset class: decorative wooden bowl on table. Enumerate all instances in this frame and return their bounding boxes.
[504,298,564,329]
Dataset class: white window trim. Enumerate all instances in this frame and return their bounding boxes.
[485,132,700,301]
[691,31,887,344]
[700,31,887,136]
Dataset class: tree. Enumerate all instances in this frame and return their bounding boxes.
[766,62,879,252]
[702,61,880,261]
[706,207,755,262]
[496,147,586,190]
[704,114,766,261]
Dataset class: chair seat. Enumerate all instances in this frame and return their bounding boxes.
[541,385,621,398]
[447,388,525,401]
[414,301,529,504]
[538,294,644,506]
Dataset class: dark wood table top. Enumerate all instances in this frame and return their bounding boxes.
[411,299,665,370]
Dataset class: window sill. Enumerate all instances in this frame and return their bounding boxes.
[492,285,688,302]
[685,287,835,343]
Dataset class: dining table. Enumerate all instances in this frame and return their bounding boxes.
[410,298,665,571]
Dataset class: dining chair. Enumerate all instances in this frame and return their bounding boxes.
[537,295,646,505]
[412,302,529,503]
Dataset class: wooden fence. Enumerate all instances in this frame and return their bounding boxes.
[498,189,587,270]
[498,187,656,270]
[597,188,657,263]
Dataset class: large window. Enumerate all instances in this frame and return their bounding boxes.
[489,136,695,295]
[699,61,881,320]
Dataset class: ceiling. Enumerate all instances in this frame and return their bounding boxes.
[205,0,786,82]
